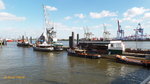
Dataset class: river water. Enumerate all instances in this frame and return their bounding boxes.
[0,41,150,84]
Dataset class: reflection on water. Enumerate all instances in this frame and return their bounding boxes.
[0,42,150,84]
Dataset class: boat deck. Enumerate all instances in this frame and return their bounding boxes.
[125,56,146,60]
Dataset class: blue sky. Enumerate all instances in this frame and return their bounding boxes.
[0,0,150,39]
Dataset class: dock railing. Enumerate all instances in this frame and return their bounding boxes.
[140,76,150,84]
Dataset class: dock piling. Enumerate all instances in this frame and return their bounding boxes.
[77,34,79,46]
[22,35,24,42]
[30,37,32,44]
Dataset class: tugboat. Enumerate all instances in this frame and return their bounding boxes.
[0,39,7,45]
[33,5,63,51]
[67,48,101,59]
[17,36,32,47]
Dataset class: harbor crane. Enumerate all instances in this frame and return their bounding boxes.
[83,26,94,40]
[117,20,124,40]
[103,24,110,40]
[134,23,144,40]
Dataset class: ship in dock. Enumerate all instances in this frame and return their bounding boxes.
[33,5,63,52]
[67,32,125,59]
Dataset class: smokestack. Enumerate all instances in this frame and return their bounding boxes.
[69,36,73,48]
[22,35,24,42]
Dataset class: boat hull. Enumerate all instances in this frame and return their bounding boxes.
[7,40,14,42]
[116,55,150,67]
[33,46,54,52]
[17,43,32,47]
[54,47,63,51]
[67,49,101,59]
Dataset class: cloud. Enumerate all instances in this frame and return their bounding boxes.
[0,12,26,21]
[64,16,72,20]
[143,12,150,19]
[124,25,133,29]
[0,0,5,9]
[89,10,117,19]
[74,13,85,19]
[123,7,150,17]
[45,5,58,11]
[122,17,142,23]
[0,27,43,39]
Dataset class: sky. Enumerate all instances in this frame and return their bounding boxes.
[0,0,150,39]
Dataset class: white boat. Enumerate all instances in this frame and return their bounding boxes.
[53,42,63,51]
[33,42,54,51]
[33,5,63,51]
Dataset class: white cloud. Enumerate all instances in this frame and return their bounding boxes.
[123,7,150,17]
[0,12,26,21]
[45,6,58,11]
[90,10,117,19]
[0,0,5,10]
[64,16,72,20]
[143,13,150,19]
[0,27,43,39]
[122,17,142,23]
[124,25,133,29]
[74,13,85,19]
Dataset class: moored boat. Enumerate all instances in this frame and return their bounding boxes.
[6,39,14,42]
[116,55,150,66]
[17,36,33,47]
[67,48,101,59]
[33,42,54,51]
[17,41,32,47]
[33,5,63,52]
[53,42,63,51]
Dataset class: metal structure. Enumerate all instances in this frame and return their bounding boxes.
[117,20,124,40]
[83,26,94,40]
[103,24,110,40]
[44,6,57,43]
[134,23,144,40]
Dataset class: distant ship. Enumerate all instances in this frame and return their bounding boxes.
[6,39,14,42]
[0,39,7,45]
[33,5,63,51]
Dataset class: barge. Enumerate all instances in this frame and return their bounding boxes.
[78,40,125,55]
[67,48,101,59]
[116,55,150,66]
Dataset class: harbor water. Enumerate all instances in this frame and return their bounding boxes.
[0,41,150,84]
